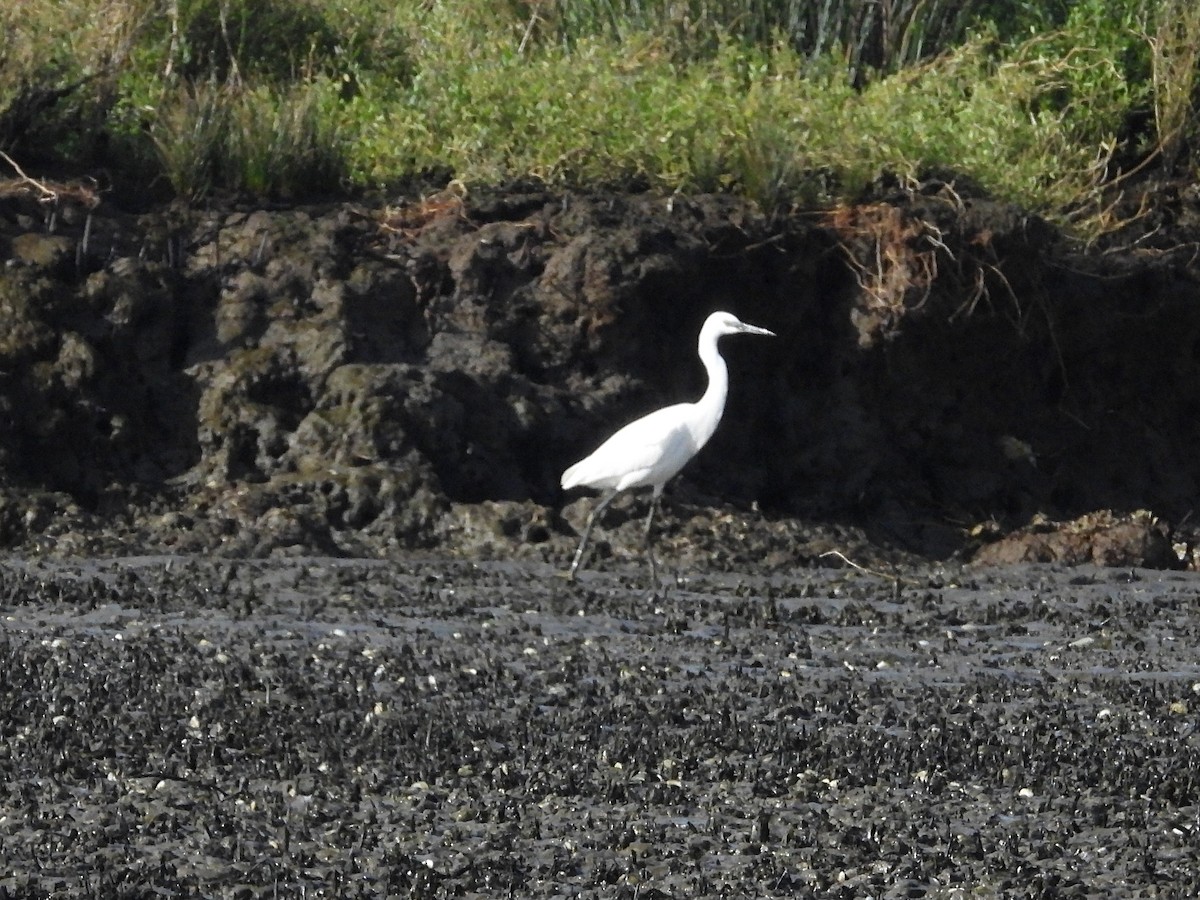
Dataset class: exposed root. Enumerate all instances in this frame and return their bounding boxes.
[0,150,101,210]
[826,201,943,346]
[819,549,924,587]
[379,180,470,241]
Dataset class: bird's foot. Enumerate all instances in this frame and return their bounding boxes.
[645,577,673,601]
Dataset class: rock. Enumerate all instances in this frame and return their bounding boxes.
[10,232,73,269]
[970,510,1177,569]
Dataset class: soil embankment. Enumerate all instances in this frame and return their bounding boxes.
[2,180,1200,567]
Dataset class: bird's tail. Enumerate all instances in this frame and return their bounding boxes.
[560,461,584,491]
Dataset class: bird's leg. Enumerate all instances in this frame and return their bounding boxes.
[568,490,618,581]
[643,489,660,591]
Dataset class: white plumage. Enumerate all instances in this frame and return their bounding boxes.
[561,311,775,585]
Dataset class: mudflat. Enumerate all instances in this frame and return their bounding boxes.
[2,555,1196,896]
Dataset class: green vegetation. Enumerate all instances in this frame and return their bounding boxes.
[0,0,1195,222]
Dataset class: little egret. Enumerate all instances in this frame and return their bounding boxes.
[561,311,775,585]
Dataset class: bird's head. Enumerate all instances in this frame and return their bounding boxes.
[705,311,776,339]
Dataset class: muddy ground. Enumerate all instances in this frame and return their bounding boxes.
[1,554,1198,897]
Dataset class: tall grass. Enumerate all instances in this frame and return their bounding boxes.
[0,0,1192,222]
[517,0,995,81]
[1149,0,1200,171]
[152,77,346,200]
[350,14,1133,215]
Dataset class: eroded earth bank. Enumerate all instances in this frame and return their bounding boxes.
[2,179,1200,566]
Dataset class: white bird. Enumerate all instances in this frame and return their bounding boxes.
[561,311,775,586]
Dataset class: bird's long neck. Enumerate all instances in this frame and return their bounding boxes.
[693,327,729,448]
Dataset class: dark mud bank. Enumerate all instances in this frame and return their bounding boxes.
[2,181,1200,566]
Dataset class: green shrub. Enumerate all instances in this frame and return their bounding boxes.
[111,0,395,198]
[130,0,411,86]
[342,12,1135,216]
[1,0,1193,220]
[0,1,150,159]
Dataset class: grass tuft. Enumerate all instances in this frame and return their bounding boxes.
[1149,0,1200,172]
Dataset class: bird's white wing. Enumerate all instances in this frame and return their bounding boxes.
[562,403,698,493]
